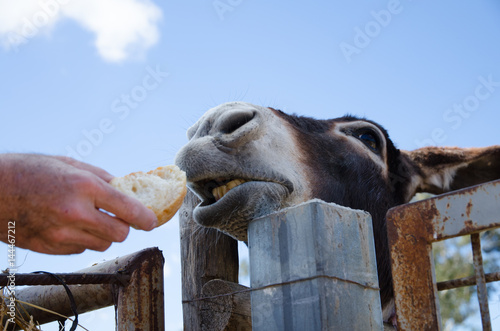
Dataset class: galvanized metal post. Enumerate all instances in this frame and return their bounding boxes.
[248,199,383,331]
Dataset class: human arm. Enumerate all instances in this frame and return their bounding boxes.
[0,154,158,254]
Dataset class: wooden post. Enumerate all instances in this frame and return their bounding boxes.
[248,199,383,331]
[179,191,240,330]
[200,280,252,331]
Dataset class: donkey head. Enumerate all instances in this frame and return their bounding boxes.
[175,101,500,315]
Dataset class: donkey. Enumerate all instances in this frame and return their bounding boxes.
[174,101,500,321]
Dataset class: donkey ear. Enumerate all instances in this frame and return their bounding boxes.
[404,146,500,195]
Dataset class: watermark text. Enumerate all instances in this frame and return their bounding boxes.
[6,0,72,52]
[414,74,499,148]
[65,65,169,160]
[6,221,17,324]
[339,0,406,63]
[213,0,244,21]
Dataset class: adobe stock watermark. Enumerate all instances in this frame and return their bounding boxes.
[5,0,72,52]
[5,221,17,324]
[414,74,499,148]
[213,0,244,21]
[339,0,408,63]
[65,65,169,161]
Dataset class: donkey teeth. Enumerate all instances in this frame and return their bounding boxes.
[212,179,247,201]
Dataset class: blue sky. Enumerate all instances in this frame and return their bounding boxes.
[1,1,499,330]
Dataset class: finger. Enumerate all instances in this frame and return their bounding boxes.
[34,243,87,255]
[28,229,113,255]
[94,182,158,231]
[78,208,131,243]
[54,156,114,182]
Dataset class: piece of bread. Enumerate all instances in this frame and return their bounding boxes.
[110,165,187,227]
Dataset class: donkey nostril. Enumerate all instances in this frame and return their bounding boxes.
[219,110,255,135]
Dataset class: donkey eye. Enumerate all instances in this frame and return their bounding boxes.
[357,131,379,152]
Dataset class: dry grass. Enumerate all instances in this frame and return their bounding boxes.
[0,287,42,331]
[1,287,88,331]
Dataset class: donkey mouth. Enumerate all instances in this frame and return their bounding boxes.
[193,178,251,205]
[188,176,293,238]
[189,177,293,206]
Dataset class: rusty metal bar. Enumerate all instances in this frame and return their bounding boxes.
[386,204,441,331]
[115,247,165,331]
[471,233,492,331]
[0,273,129,286]
[386,179,500,331]
[3,247,164,330]
[437,271,500,291]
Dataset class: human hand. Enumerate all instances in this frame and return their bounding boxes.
[0,154,158,254]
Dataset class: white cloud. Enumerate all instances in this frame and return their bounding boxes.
[0,0,162,62]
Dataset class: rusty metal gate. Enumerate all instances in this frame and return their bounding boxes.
[1,247,164,330]
[387,179,500,331]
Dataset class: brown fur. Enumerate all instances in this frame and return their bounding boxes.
[175,102,500,319]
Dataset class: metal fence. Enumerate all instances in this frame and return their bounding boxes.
[179,193,392,331]
[387,179,500,331]
[179,180,500,330]
[1,247,165,331]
